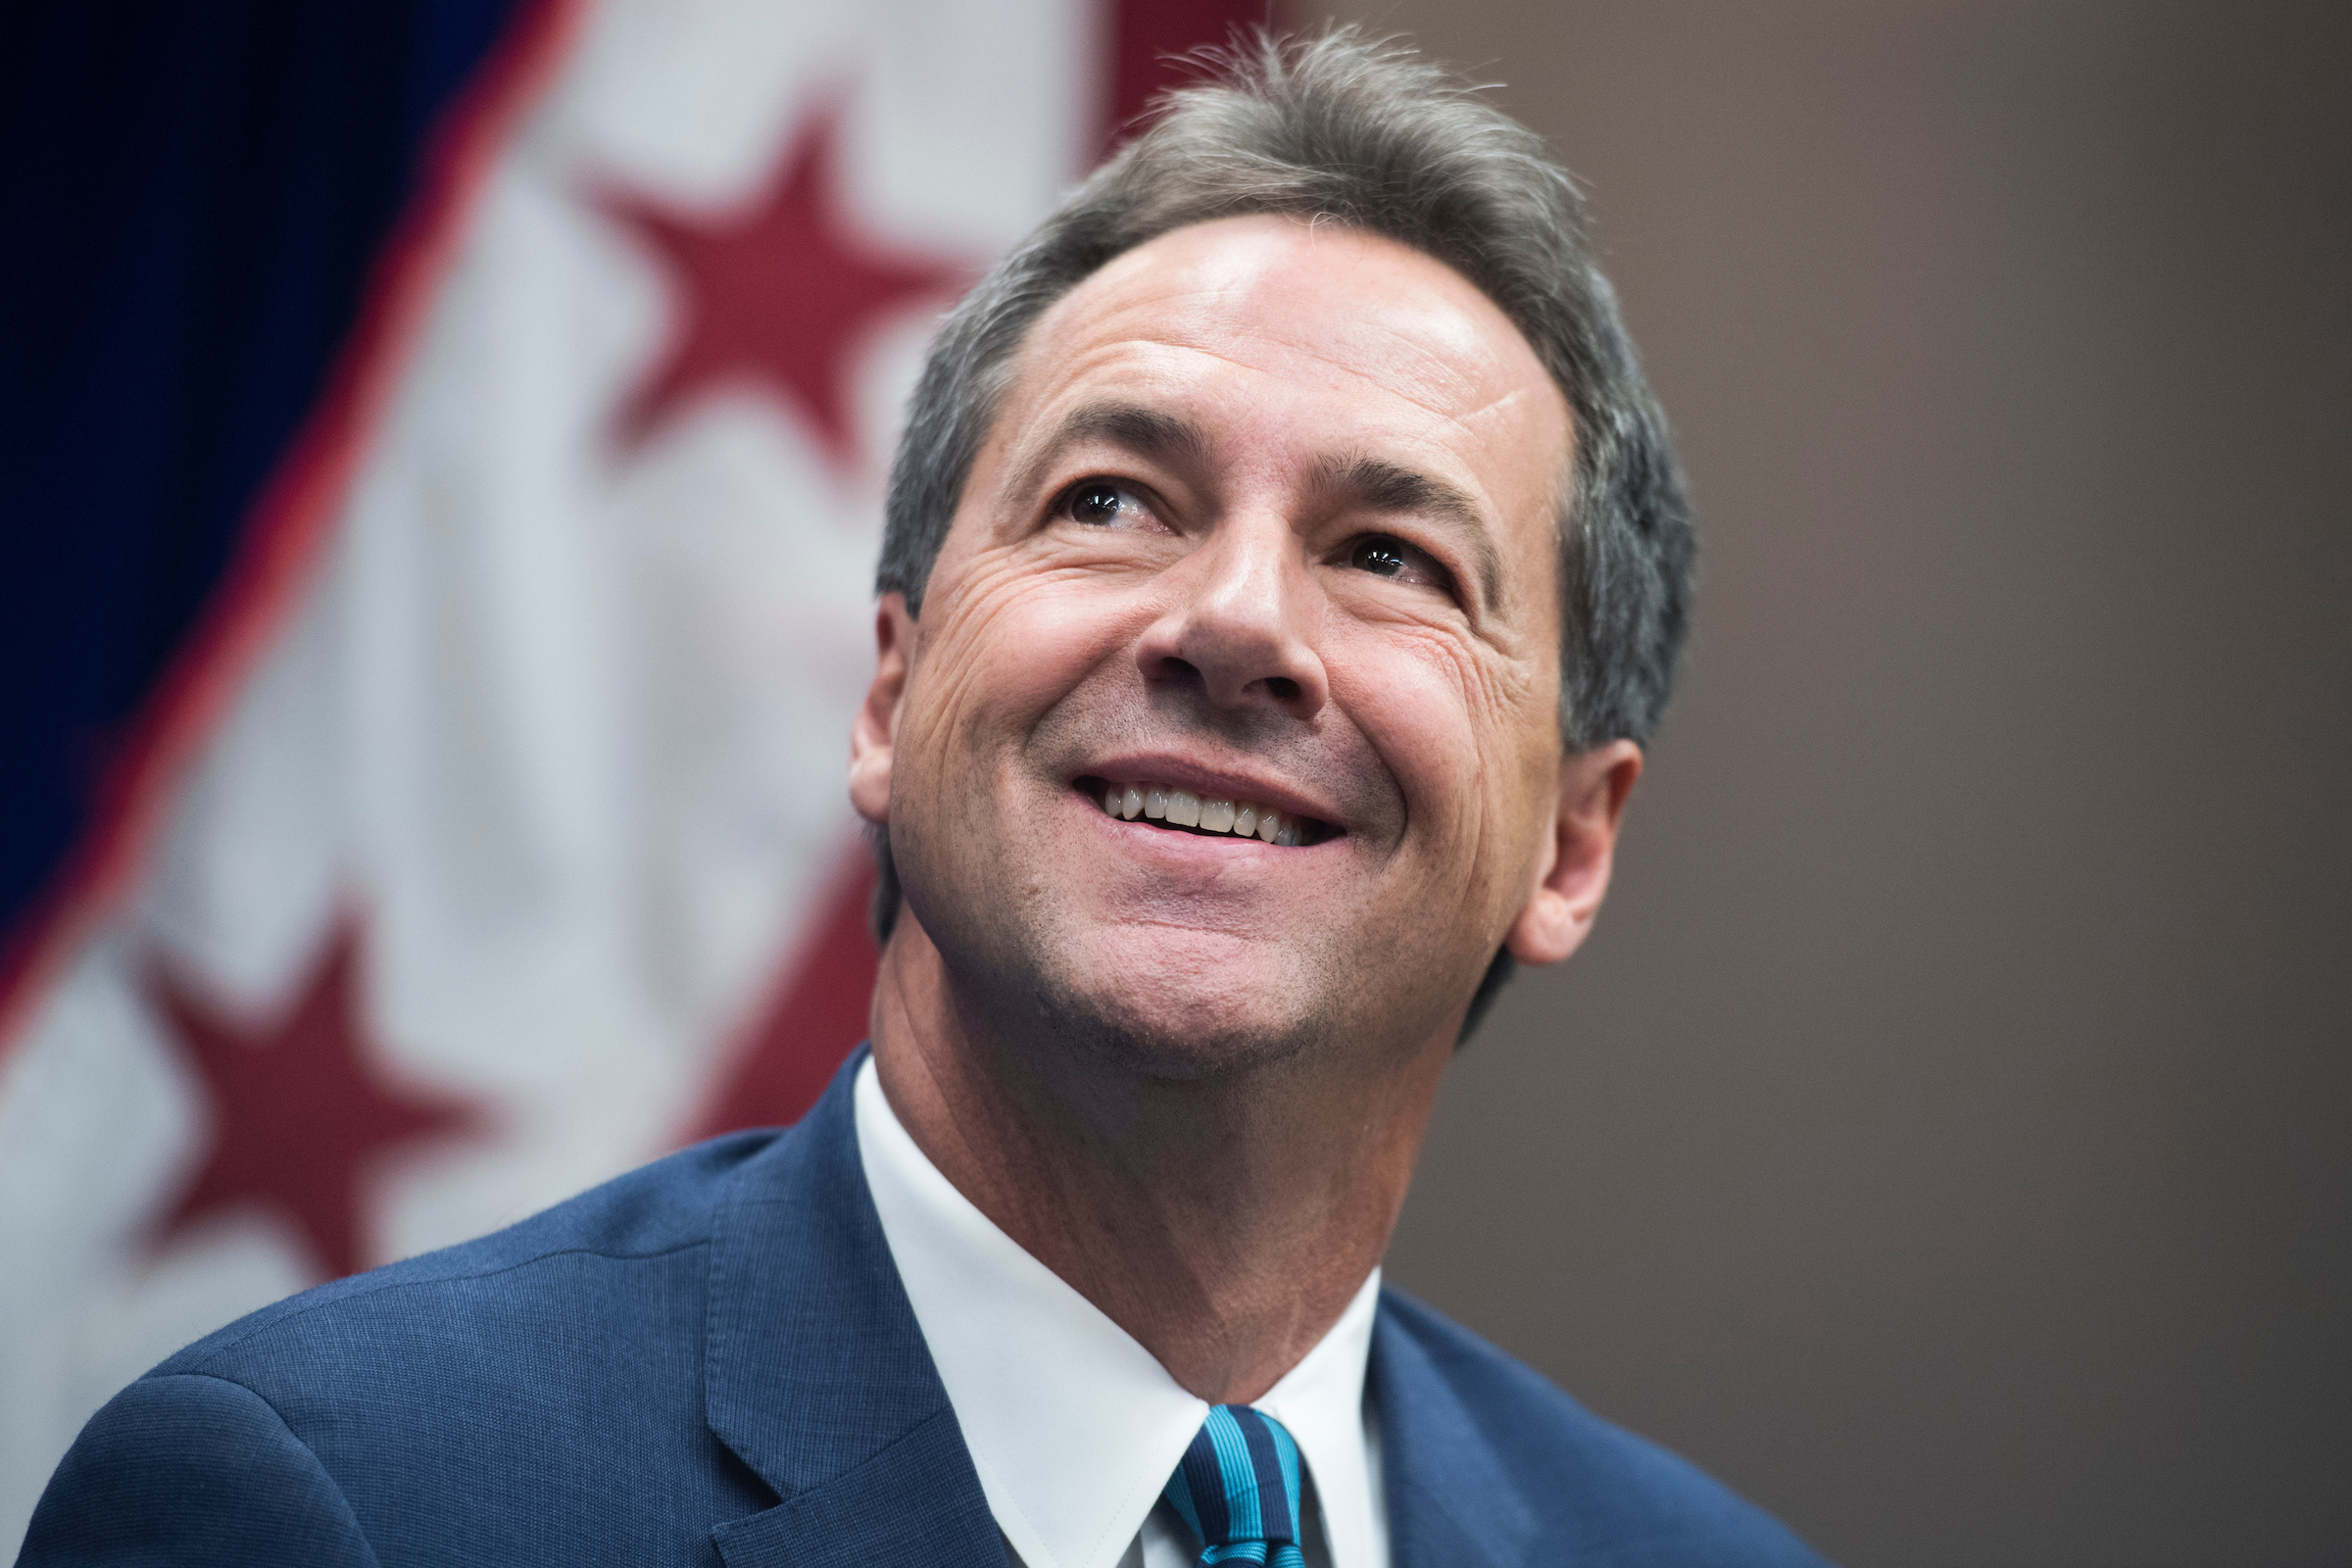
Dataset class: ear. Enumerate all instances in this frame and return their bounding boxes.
[1504,739,1642,966]
[848,595,917,828]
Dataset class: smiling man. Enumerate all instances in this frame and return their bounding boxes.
[24,31,1825,1568]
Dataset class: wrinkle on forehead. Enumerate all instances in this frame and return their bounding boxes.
[1073,299,1528,431]
[1026,322,1562,494]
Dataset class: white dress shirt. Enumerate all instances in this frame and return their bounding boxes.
[854,1055,1391,1568]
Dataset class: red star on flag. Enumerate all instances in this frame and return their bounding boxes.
[605,103,974,472]
[146,918,480,1282]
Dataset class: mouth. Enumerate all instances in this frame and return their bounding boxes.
[1076,776,1340,847]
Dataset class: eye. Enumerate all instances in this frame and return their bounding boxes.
[1057,479,1153,529]
[1347,534,1452,594]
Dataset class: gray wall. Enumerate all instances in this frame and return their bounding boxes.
[1316,3,2352,1562]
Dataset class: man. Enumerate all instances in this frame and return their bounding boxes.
[23,31,1825,1568]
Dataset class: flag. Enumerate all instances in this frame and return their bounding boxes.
[0,0,1261,1546]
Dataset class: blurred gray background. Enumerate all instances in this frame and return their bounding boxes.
[1317,3,2352,1561]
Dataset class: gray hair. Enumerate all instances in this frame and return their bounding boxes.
[869,28,1693,1033]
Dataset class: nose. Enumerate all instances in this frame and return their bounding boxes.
[1133,514,1329,721]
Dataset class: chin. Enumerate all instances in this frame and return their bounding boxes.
[1031,959,1339,1084]
[907,869,1364,1080]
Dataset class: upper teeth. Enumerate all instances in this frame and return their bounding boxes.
[1100,780,1306,847]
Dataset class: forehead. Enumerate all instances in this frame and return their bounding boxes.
[1018,215,1565,435]
[994,217,1573,561]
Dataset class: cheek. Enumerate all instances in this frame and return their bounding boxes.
[1331,624,1558,898]
[902,551,1138,778]
[1332,626,1504,815]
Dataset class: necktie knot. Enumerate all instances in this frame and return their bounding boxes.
[1163,1405,1306,1567]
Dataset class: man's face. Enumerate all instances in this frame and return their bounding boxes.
[863,214,1579,1074]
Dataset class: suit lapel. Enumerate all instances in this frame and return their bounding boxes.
[1370,1296,1538,1568]
[702,1048,1004,1568]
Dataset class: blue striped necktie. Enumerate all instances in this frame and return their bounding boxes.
[1163,1404,1307,1567]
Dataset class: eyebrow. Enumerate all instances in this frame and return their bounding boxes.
[1310,453,1503,612]
[1013,401,1209,496]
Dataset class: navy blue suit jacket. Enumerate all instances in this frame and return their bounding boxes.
[24,1050,1825,1566]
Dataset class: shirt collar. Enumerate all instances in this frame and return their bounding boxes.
[854,1054,1384,1568]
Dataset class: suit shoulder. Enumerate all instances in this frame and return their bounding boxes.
[22,1372,376,1565]
[37,1131,803,1563]
[154,1128,783,1379]
[1376,1288,1829,1566]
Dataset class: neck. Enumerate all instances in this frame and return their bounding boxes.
[867,913,1452,1405]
